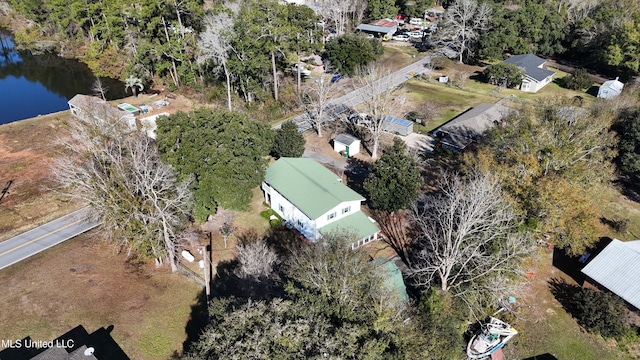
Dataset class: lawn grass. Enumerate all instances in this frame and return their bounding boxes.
[397,79,499,131]
[462,67,597,103]
[0,231,202,360]
[377,44,422,72]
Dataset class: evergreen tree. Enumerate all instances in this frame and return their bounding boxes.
[156,109,273,222]
[271,121,305,158]
[364,138,422,212]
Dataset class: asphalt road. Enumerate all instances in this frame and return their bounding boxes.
[0,207,100,271]
[288,51,439,132]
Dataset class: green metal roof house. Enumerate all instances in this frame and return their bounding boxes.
[262,158,380,248]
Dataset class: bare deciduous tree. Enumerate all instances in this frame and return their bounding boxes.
[91,77,108,101]
[303,73,339,137]
[198,12,235,110]
[438,0,492,64]
[353,65,405,159]
[51,116,192,272]
[408,171,532,303]
[235,239,279,281]
[220,222,236,249]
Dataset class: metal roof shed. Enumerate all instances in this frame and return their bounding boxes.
[581,239,640,310]
[333,134,361,156]
[383,116,413,136]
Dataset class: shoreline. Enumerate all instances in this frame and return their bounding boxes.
[0,109,72,128]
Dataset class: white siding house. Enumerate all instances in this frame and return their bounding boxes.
[503,54,555,93]
[262,158,380,248]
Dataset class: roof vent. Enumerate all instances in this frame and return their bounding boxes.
[84,347,95,356]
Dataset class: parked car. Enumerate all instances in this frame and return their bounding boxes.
[394,29,410,36]
[292,63,311,76]
[409,18,423,25]
[408,31,424,39]
[392,34,410,42]
[331,73,343,83]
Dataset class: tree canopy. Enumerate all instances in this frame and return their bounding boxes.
[156,109,273,222]
[468,101,617,255]
[615,108,640,175]
[52,116,192,272]
[364,138,422,212]
[483,63,526,89]
[183,231,423,359]
[271,120,306,158]
[324,34,384,76]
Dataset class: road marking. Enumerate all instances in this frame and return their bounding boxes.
[0,218,87,258]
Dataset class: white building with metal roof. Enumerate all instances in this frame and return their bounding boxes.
[581,239,640,310]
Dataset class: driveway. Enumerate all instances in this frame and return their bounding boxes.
[402,132,435,153]
[302,150,347,171]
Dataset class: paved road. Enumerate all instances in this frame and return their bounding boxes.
[288,52,439,132]
[0,207,100,271]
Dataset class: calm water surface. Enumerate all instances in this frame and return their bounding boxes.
[0,28,125,125]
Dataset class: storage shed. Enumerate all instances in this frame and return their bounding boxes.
[333,133,361,157]
[383,116,413,136]
[597,77,624,99]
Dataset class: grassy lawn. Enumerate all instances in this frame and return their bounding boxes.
[396,79,499,131]
[462,67,597,103]
[508,249,634,360]
[0,112,84,242]
[377,44,423,72]
[0,231,202,360]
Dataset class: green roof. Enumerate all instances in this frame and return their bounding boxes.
[265,158,364,219]
[319,211,379,240]
[371,257,410,304]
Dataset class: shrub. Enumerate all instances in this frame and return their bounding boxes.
[563,68,593,90]
[570,287,629,339]
[483,63,526,88]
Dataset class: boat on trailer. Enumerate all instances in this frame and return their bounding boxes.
[467,317,518,359]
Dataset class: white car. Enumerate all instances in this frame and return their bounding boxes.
[408,31,424,39]
[392,34,410,42]
[409,18,423,25]
[292,64,311,76]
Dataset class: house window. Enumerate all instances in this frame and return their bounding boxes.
[341,206,351,214]
[278,204,284,212]
[327,212,336,220]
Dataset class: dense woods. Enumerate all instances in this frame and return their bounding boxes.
[5,0,639,105]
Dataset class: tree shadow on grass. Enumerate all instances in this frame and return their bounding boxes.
[551,237,612,284]
[548,277,581,316]
[523,354,559,360]
[177,289,208,358]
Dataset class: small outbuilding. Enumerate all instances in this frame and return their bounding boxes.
[383,115,413,136]
[598,77,624,99]
[333,133,361,157]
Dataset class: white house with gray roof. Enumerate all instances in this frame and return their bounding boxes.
[581,239,640,310]
[503,54,555,93]
[262,158,379,249]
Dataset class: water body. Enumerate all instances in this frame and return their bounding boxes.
[0,27,126,125]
